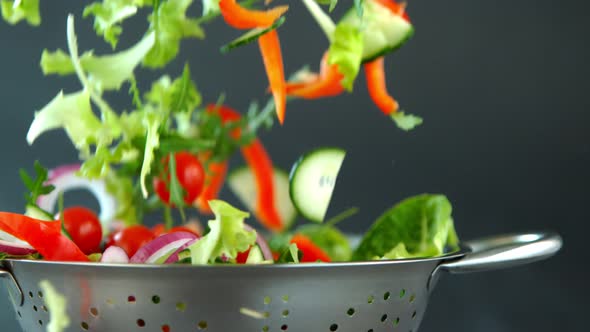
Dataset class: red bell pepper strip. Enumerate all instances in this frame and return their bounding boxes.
[290,234,331,263]
[0,212,89,261]
[206,104,284,231]
[285,51,345,99]
[258,30,287,124]
[195,160,229,214]
[364,56,399,116]
[374,0,409,21]
[219,0,288,29]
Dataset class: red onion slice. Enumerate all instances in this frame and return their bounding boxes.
[163,238,198,264]
[101,246,129,263]
[244,224,273,261]
[0,230,37,256]
[36,164,117,229]
[130,232,198,264]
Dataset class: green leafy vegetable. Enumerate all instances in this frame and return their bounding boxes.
[105,172,139,225]
[295,224,351,261]
[201,0,220,16]
[139,109,165,197]
[39,280,70,332]
[144,0,205,68]
[245,245,272,264]
[167,152,186,208]
[352,194,459,261]
[328,22,363,91]
[83,0,148,48]
[353,0,364,18]
[1,0,40,26]
[391,112,423,131]
[189,200,257,264]
[19,160,54,210]
[145,64,202,114]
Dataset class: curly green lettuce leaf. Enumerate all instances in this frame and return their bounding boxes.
[328,22,363,91]
[352,194,459,261]
[295,224,351,261]
[105,171,138,225]
[139,108,164,197]
[1,0,40,26]
[391,111,423,131]
[83,0,148,48]
[144,0,205,68]
[39,280,70,332]
[41,31,156,91]
[145,64,201,114]
[189,200,257,264]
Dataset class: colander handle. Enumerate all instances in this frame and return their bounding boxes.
[438,231,562,274]
[0,265,24,306]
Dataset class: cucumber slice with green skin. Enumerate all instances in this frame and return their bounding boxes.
[289,147,346,223]
[228,166,297,230]
[340,0,414,62]
[220,17,286,54]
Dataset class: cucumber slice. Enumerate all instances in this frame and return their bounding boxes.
[228,166,297,229]
[289,148,346,223]
[340,0,414,62]
[220,17,286,54]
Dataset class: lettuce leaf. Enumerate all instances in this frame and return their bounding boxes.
[1,0,40,26]
[352,194,459,260]
[145,64,201,114]
[201,0,220,16]
[143,0,204,68]
[139,108,164,197]
[189,200,257,264]
[83,0,146,48]
[39,280,70,332]
[328,23,363,91]
[391,112,423,131]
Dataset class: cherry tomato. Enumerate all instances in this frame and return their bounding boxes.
[152,224,200,237]
[61,206,103,255]
[152,224,166,237]
[107,225,156,257]
[153,152,205,206]
[236,247,251,264]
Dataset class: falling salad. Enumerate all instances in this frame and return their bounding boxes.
[0,0,458,267]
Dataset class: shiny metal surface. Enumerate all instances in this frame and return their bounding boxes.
[0,231,561,332]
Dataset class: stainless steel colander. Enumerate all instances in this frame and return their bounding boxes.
[0,231,561,332]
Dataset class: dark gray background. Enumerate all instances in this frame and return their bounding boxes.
[0,0,587,331]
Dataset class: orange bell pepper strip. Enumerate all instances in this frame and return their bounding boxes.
[374,0,409,20]
[219,0,288,29]
[205,104,284,231]
[258,30,287,124]
[290,234,331,263]
[285,51,345,99]
[195,160,229,214]
[364,56,399,116]
[0,212,89,261]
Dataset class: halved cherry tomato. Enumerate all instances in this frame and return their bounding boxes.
[61,206,103,255]
[107,225,156,257]
[153,152,206,206]
[236,246,251,264]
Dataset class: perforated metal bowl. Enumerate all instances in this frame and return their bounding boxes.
[1,231,561,332]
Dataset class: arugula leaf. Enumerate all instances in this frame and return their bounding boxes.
[189,200,256,264]
[83,0,147,49]
[328,22,363,91]
[144,0,205,68]
[19,161,54,204]
[391,111,423,131]
[1,0,40,26]
[352,194,459,260]
[39,280,70,332]
[168,152,186,207]
[145,63,201,114]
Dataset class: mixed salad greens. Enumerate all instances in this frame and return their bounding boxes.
[0,0,458,267]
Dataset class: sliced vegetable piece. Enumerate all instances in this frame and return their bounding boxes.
[219,0,288,29]
[243,223,274,261]
[0,239,37,256]
[220,16,285,53]
[340,0,414,62]
[258,29,287,124]
[0,212,89,262]
[286,51,344,99]
[289,147,346,222]
[289,234,331,262]
[106,225,156,257]
[100,246,129,264]
[228,166,296,230]
[295,224,351,261]
[363,56,398,116]
[130,231,198,264]
[195,160,229,214]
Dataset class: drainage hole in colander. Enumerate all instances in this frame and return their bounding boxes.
[367,295,374,304]
[81,322,89,330]
[176,302,186,312]
[17,311,21,318]
[42,305,48,312]
[367,329,373,332]
[128,295,136,303]
[263,296,271,305]
[38,320,43,326]
[281,324,288,330]
[28,291,33,298]
[329,323,338,331]
[262,326,269,332]
[282,309,290,317]
[263,311,270,318]
[346,308,355,317]
[90,307,99,317]
[399,289,406,298]
[393,317,400,326]
[409,294,415,303]
[384,292,391,300]
[106,298,115,306]
[161,324,170,332]
[381,314,388,322]
[412,311,417,319]
[137,319,146,327]
[197,320,208,330]
[33,305,38,312]
[152,295,161,304]
[38,291,43,298]
[281,295,289,303]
